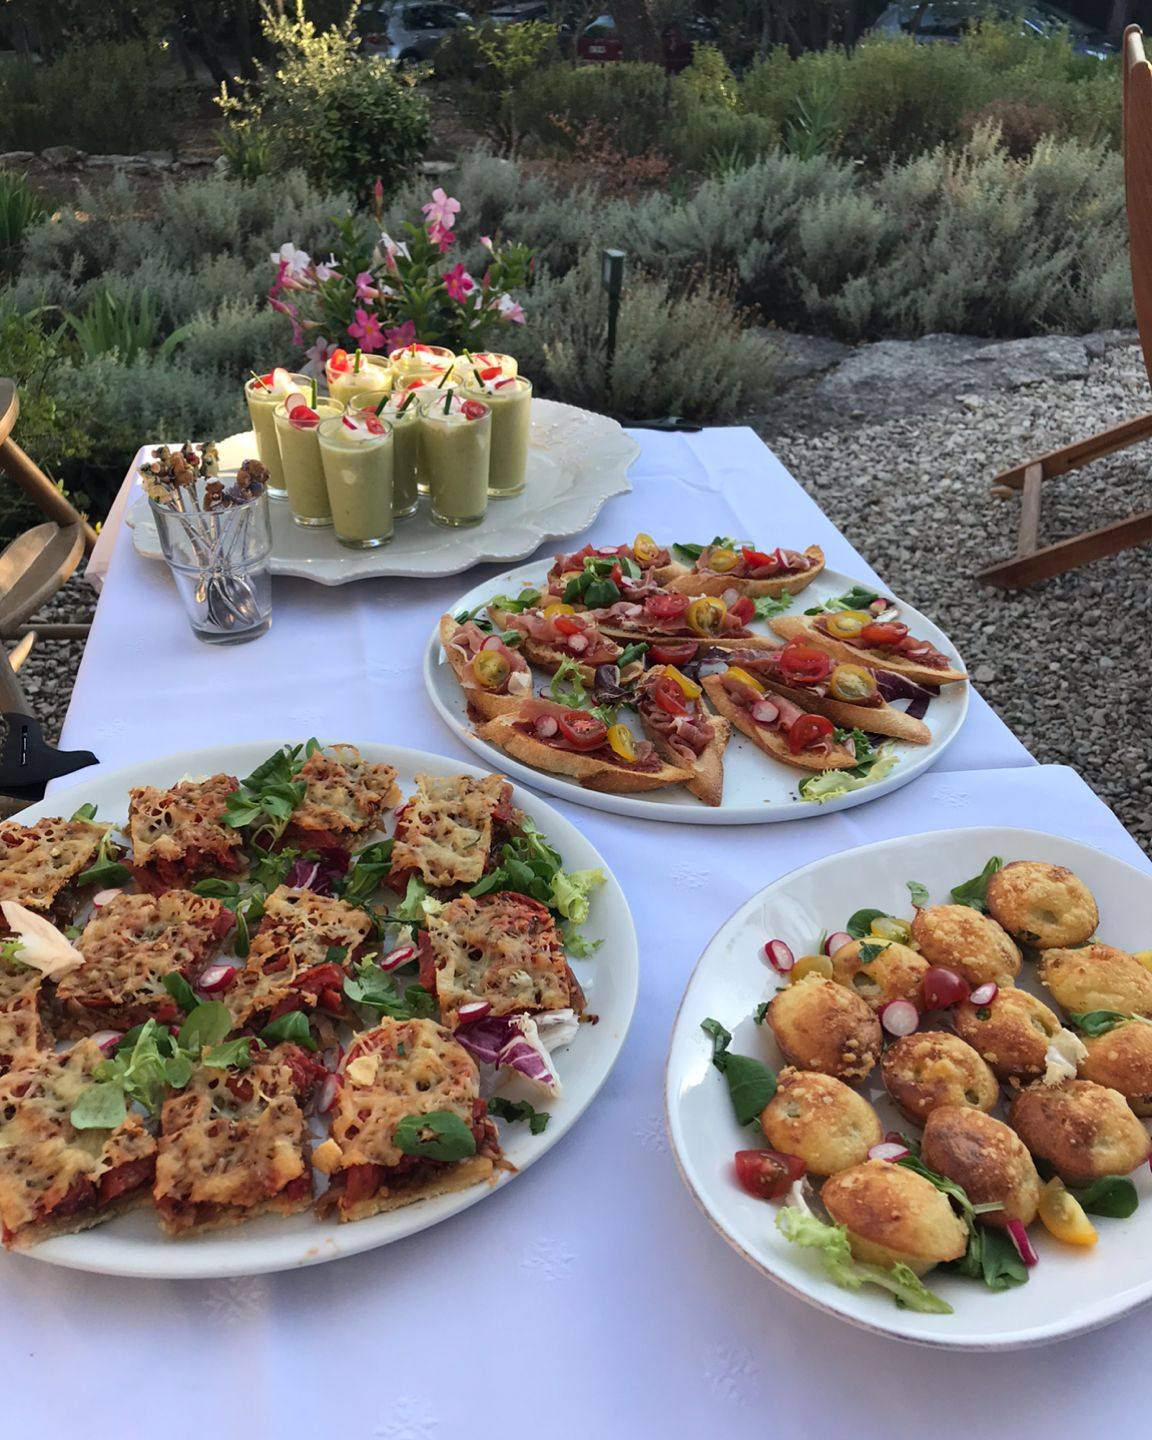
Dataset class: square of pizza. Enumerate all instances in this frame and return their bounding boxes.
[389,773,516,890]
[282,745,400,851]
[423,892,585,1030]
[0,816,109,921]
[313,1017,503,1222]
[0,1039,156,1248]
[56,890,232,1033]
[0,958,45,1077]
[154,1042,323,1235]
[128,774,244,890]
[225,886,374,1028]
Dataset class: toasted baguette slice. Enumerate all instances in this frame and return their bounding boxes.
[656,544,825,598]
[756,676,931,744]
[635,666,731,806]
[700,675,859,772]
[488,607,645,686]
[475,710,693,794]
[770,615,967,686]
[594,624,779,653]
[438,615,531,721]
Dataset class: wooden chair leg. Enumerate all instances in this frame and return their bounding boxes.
[0,437,99,552]
[993,411,1152,490]
[978,509,1152,588]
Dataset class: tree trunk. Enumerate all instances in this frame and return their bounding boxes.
[907,0,931,36]
[184,0,232,85]
[610,0,663,64]
[1108,0,1134,43]
[232,0,260,80]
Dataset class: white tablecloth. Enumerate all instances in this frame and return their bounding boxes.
[21,429,1149,1438]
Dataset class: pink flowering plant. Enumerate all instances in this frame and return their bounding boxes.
[268,185,532,365]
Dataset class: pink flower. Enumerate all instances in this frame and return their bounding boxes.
[354,270,379,301]
[270,242,311,279]
[422,187,461,232]
[268,259,289,300]
[497,293,525,325]
[269,293,304,348]
[442,263,476,303]
[427,222,455,254]
[305,335,336,373]
[382,320,416,352]
[348,307,385,353]
[380,232,411,273]
[479,234,494,252]
[314,255,340,282]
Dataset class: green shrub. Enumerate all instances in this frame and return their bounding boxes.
[218,3,429,203]
[65,288,193,364]
[0,172,44,279]
[678,44,739,112]
[434,21,562,153]
[512,63,675,157]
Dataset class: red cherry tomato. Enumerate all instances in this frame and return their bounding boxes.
[461,399,487,421]
[859,621,909,648]
[778,644,833,685]
[610,563,624,587]
[740,548,774,570]
[728,596,755,625]
[648,640,698,665]
[557,710,608,751]
[787,714,835,754]
[645,592,690,621]
[553,614,584,636]
[651,678,689,717]
[923,966,970,1009]
[734,1149,805,1200]
[328,348,350,372]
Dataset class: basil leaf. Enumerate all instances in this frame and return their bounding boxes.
[673,541,704,562]
[177,1001,232,1054]
[394,1110,477,1162]
[950,857,1003,912]
[1068,1009,1128,1037]
[70,1081,127,1130]
[846,908,887,939]
[260,1010,318,1052]
[906,881,929,907]
[753,1001,770,1025]
[700,1018,774,1123]
[701,1016,732,1064]
[486,587,541,614]
[487,1096,550,1134]
[202,1037,255,1070]
[1076,1176,1139,1219]
[224,743,310,841]
[70,803,98,821]
[976,1225,1029,1291]
[582,576,620,608]
[857,941,888,964]
[162,972,199,1016]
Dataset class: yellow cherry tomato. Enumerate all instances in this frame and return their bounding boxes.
[824,610,871,640]
[664,664,702,700]
[870,915,912,944]
[686,595,728,636]
[724,665,765,696]
[472,650,511,690]
[705,546,738,573]
[1038,1178,1098,1247]
[828,663,878,703]
[632,532,661,565]
[607,723,637,763]
[791,954,834,983]
[543,602,576,618]
[1135,949,1152,973]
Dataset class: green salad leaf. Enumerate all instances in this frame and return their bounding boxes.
[202,1037,255,1070]
[950,857,1002,912]
[1068,1010,1129,1037]
[223,741,319,842]
[75,827,131,890]
[1076,1175,1139,1219]
[488,1097,550,1134]
[752,594,792,621]
[846,909,887,940]
[260,1010,318,1052]
[161,972,199,1015]
[798,748,898,804]
[547,657,620,726]
[340,839,395,909]
[700,1016,776,1124]
[343,959,436,1021]
[394,1110,477,1161]
[907,880,930,907]
[70,803,98,822]
[803,585,883,616]
[392,876,446,926]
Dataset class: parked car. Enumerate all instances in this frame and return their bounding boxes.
[870,3,1116,59]
[356,2,472,62]
[576,12,717,72]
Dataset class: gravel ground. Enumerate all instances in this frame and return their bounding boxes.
[16,576,97,746]
[760,343,1152,854]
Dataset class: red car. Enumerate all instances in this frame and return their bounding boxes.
[576,12,717,73]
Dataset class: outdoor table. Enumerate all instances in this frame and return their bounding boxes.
[10,428,1148,1436]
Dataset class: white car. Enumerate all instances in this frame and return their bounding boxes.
[356,2,472,63]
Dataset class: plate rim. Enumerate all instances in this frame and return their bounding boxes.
[423,559,970,825]
[17,739,639,1280]
[663,824,1152,1349]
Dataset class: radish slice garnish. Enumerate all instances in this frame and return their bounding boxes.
[969,981,999,1006]
[880,999,919,1037]
[91,1030,123,1054]
[197,963,237,994]
[763,939,794,974]
[379,944,416,971]
[92,888,122,908]
[750,699,779,725]
[868,1141,909,1163]
[722,587,740,606]
[567,633,589,654]
[534,715,558,739]
[480,635,505,650]
[317,1073,340,1114]
[271,367,294,392]
[1007,1218,1039,1267]
[824,930,852,957]
[457,1000,492,1022]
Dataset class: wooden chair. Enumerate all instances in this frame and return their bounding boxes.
[978,25,1152,588]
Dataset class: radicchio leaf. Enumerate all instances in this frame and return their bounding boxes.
[874,669,940,721]
[285,847,350,895]
[454,1012,563,1096]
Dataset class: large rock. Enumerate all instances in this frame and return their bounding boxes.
[41,144,85,167]
[0,151,35,167]
[763,330,854,386]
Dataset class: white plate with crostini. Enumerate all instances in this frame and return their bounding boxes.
[423,559,969,825]
[665,827,1152,1349]
[124,400,638,583]
[9,742,638,1280]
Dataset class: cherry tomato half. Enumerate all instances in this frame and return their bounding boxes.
[328,347,350,372]
[787,714,835,754]
[472,651,511,690]
[652,677,689,716]
[663,664,702,700]
[553,614,584,636]
[706,546,738,573]
[686,596,728,636]
[557,710,608,751]
[740,548,774,570]
[645,592,690,621]
[734,1149,806,1200]
[632,531,661,565]
[828,663,878,703]
[649,640,698,665]
[859,621,909,648]
[778,644,833,685]
[606,723,637,762]
[728,596,755,626]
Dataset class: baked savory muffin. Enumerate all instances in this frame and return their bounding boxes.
[910,904,1021,989]
[1039,944,1152,1020]
[954,987,1063,1084]
[986,861,1098,950]
[765,974,882,1082]
[822,1160,968,1275]
[830,938,929,1015]
[1080,1021,1152,1116]
[880,1031,999,1126]
[758,1068,882,1177]
[1008,1079,1150,1183]
[921,1106,1041,1228]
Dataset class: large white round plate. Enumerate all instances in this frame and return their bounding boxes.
[125,400,638,583]
[424,559,969,825]
[666,827,1152,1349]
[14,742,638,1280]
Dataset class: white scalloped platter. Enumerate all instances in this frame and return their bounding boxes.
[125,400,638,583]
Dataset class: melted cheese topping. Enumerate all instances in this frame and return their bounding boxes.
[0,818,107,911]
[390,773,508,887]
[291,746,399,837]
[128,774,243,866]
